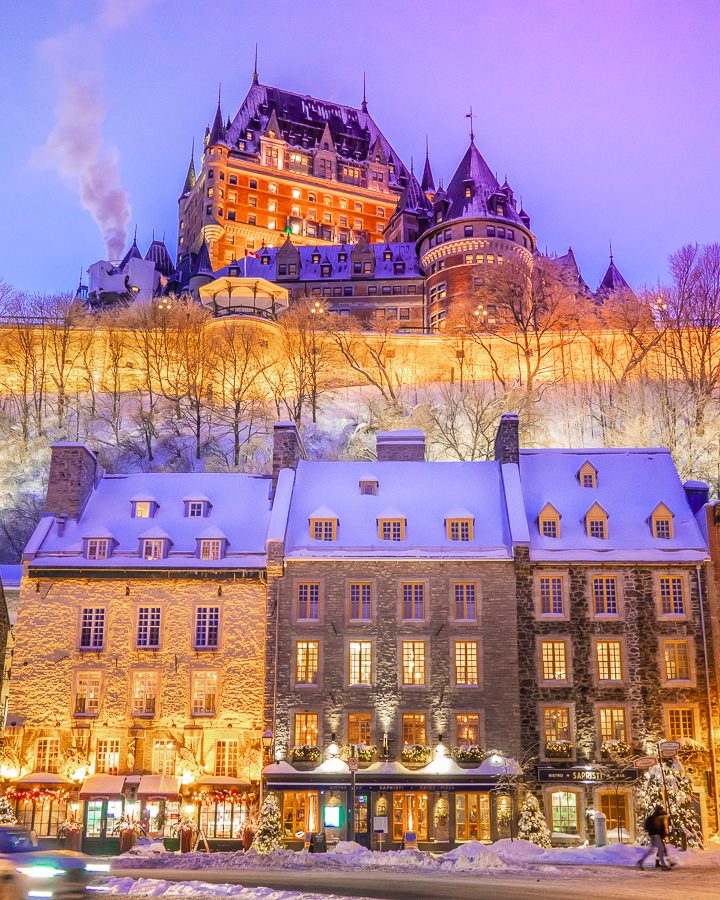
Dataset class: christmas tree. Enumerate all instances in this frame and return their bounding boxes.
[517,792,551,848]
[0,794,17,825]
[252,792,283,853]
[638,761,703,849]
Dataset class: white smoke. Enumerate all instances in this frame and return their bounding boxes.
[31,1,155,260]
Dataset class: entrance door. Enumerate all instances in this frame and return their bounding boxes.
[354,793,370,847]
[455,792,492,842]
[83,799,123,852]
[392,793,428,841]
[599,791,630,842]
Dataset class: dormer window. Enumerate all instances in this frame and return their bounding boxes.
[359,479,378,496]
[464,186,471,198]
[132,500,156,519]
[185,500,210,518]
[261,255,270,265]
[393,262,405,274]
[578,461,598,488]
[383,250,392,261]
[310,519,337,541]
[86,538,109,560]
[585,503,608,540]
[339,252,347,262]
[312,253,321,264]
[651,503,674,539]
[321,264,331,276]
[538,503,561,539]
[142,539,166,560]
[378,518,405,541]
[199,539,224,561]
[446,518,474,541]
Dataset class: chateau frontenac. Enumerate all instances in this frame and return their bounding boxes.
[85,69,631,330]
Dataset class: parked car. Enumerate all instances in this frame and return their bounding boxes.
[0,826,106,899]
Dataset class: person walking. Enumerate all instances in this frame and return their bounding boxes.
[636,804,674,870]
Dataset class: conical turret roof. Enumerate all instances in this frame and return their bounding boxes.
[208,96,226,146]
[182,145,196,195]
[421,141,435,194]
[598,257,631,294]
[394,169,432,217]
[443,141,523,225]
[191,240,213,277]
[118,236,142,269]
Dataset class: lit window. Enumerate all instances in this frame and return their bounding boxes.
[199,539,223,561]
[402,640,426,685]
[348,712,372,745]
[96,739,120,775]
[153,740,176,775]
[551,791,578,835]
[456,713,480,745]
[268,183,278,193]
[80,607,105,650]
[215,739,238,777]
[663,640,691,681]
[402,583,425,620]
[541,640,568,681]
[596,640,623,681]
[86,538,109,560]
[454,583,477,621]
[578,462,597,488]
[538,576,564,616]
[75,672,101,716]
[349,583,372,620]
[133,500,152,518]
[455,641,479,685]
[296,640,319,685]
[294,712,318,746]
[268,219,276,230]
[142,539,165,560]
[544,707,570,742]
[667,707,695,740]
[268,199,277,212]
[349,640,372,685]
[297,583,320,620]
[191,671,218,716]
[194,606,220,649]
[659,576,685,615]
[378,518,405,541]
[292,188,301,199]
[402,713,426,745]
[599,707,626,742]
[36,738,61,774]
[447,518,473,541]
[136,606,161,649]
[132,671,159,716]
[593,576,618,615]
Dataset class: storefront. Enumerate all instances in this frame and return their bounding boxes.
[6,773,74,843]
[136,774,181,840]
[186,776,255,850]
[79,774,127,854]
[264,756,519,851]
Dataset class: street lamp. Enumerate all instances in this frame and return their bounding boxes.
[259,729,273,811]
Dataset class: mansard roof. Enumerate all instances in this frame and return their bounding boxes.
[441,141,524,225]
[223,82,409,189]
[145,239,174,277]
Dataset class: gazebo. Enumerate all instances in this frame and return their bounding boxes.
[198,276,289,320]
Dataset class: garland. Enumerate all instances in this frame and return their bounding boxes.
[4,786,73,804]
[190,789,254,806]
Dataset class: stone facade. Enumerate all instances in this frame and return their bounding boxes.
[43,443,100,519]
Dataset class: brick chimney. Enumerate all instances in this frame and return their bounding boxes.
[271,420,304,496]
[44,442,100,520]
[376,430,426,462]
[494,413,520,464]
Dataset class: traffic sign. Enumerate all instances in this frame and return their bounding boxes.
[348,757,359,772]
[634,755,658,768]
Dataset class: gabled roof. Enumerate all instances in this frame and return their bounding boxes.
[441,141,524,225]
[308,505,338,519]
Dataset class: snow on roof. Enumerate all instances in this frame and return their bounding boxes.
[285,460,512,559]
[519,448,708,562]
[308,505,338,520]
[444,506,474,520]
[195,525,229,541]
[26,472,272,569]
[81,525,115,539]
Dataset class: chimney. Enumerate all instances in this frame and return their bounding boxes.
[272,420,304,496]
[684,480,710,516]
[44,442,100,520]
[376,430,425,462]
[494,414,520,464]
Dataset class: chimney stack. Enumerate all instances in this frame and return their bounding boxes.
[376,430,425,462]
[272,420,304,495]
[44,443,100,520]
[684,480,710,516]
[494,414,520,464]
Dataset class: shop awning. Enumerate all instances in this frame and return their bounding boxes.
[16,772,72,785]
[136,774,181,799]
[195,775,252,789]
[79,774,125,799]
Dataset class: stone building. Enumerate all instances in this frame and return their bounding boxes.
[6,443,271,850]
[263,423,523,849]
[512,434,719,842]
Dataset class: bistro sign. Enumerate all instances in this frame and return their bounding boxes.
[538,766,639,784]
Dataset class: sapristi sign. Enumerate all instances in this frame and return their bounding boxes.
[538,767,638,783]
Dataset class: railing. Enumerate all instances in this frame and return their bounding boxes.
[211,304,279,321]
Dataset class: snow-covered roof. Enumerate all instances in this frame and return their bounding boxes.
[284,459,512,559]
[25,472,271,570]
[519,449,708,562]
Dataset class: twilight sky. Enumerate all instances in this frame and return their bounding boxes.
[1,0,718,294]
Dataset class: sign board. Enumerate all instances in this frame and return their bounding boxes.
[538,766,638,784]
[659,740,681,758]
[348,757,359,772]
[634,756,658,768]
[373,816,388,833]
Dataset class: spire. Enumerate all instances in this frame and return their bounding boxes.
[208,87,226,146]
[182,139,196,195]
[598,246,631,296]
[421,135,435,194]
[252,44,259,85]
[466,105,475,144]
[609,238,614,262]
[191,238,213,278]
[361,71,368,113]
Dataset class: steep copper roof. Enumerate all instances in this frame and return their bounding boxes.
[442,141,523,225]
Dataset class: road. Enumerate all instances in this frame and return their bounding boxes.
[109,864,720,899]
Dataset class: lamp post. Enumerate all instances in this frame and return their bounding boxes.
[259,729,273,811]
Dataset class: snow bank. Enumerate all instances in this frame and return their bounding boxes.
[443,841,507,870]
[328,841,369,856]
[97,876,349,898]
[122,840,168,857]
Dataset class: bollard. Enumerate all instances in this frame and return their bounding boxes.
[594,811,607,847]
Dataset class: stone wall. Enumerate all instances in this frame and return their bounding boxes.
[44,444,100,519]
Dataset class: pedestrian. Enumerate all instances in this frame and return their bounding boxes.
[636,804,674,870]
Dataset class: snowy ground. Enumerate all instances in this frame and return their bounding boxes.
[93,877,358,899]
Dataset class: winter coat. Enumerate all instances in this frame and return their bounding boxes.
[645,813,668,838]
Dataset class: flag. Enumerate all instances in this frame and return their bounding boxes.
[245,249,260,258]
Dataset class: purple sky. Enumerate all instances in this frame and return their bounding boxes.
[1,0,718,294]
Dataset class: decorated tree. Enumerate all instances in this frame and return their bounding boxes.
[252,792,283,853]
[517,792,551,848]
[638,760,703,849]
[0,794,16,824]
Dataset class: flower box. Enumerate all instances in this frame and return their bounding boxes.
[454,745,485,765]
[400,744,431,765]
[545,740,573,759]
[600,740,631,759]
[291,745,321,767]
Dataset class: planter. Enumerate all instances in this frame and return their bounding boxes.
[545,741,573,760]
[179,829,194,853]
[64,831,82,851]
[242,827,255,852]
[119,831,135,853]
[163,837,180,852]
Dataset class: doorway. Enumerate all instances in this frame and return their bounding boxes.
[392,792,428,841]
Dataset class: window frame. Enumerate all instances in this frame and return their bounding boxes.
[663,703,698,741]
[85,538,110,560]
[538,503,561,539]
[454,712,483,747]
[293,710,320,747]
[130,669,160,717]
[537,636,572,686]
[347,580,374,622]
[193,604,221,650]
[399,581,427,622]
[294,581,322,623]
[451,581,479,623]
[190,669,219,717]
[309,518,337,541]
[659,636,696,687]
[534,572,568,620]
[588,572,624,620]
[377,517,406,541]
[651,503,675,539]
[539,702,575,761]
[592,637,626,686]
[654,572,690,620]
[347,639,373,687]
[453,639,480,687]
[596,703,630,745]
[135,605,162,650]
[79,606,107,651]
[347,711,373,747]
[401,712,427,746]
[74,670,102,717]
[446,518,474,542]
[294,639,321,687]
